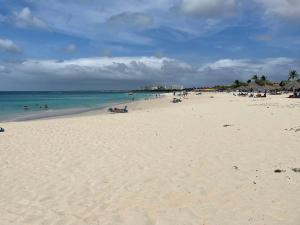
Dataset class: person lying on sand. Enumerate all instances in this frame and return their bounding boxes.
[255,93,266,98]
[288,94,300,98]
[172,98,182,103]
[108,106,128,113]
[288,90,300,98]
[255,91,267,98]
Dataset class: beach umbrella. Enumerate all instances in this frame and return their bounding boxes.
[263,84,274,91]
[263,84,281,91]
[233,85,247,92]
[284,80,300,90]
[244,82,264,92]
[273,83,282,90]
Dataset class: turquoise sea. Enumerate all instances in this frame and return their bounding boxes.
[0,91,154,121]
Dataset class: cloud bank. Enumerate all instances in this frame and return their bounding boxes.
[1,56,299,90]
[0,57,194,90]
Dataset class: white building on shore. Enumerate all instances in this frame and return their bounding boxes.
[143,84,184,91]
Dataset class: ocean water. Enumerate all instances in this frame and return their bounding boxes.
[0,91,154,121]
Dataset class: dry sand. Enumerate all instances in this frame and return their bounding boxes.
[0,93,300,225]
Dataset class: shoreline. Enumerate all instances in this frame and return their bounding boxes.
[0,94,164,123]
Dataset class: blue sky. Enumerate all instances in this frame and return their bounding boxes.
[0,0,300,90]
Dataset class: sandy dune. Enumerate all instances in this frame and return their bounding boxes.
[0,93,300,225]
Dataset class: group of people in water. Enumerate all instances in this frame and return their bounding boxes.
[23,104,49,110]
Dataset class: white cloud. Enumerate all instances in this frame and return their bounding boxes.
[0,38,21,53]
[201,58,294,71]
[17,56,191,79]
[257,0,300,20]
[179,0,236,17]
[13,7,49,30]
[64,44,77,53]
[201,59,254,70]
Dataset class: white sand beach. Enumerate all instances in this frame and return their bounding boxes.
[0,93,300,225]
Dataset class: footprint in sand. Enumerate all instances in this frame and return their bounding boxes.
[291,168,300,173]
[274,169,286,173]
[114,209,154,225]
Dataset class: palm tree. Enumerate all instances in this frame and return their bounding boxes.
[234,80,241,87]
[251,75,258,80]
[280,80,287,87]
[247,79,251,84]
[261,75,266,81]
[288,70,299,81]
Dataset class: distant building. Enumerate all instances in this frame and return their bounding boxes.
[143,85,159,91]
[167,85,184,90]
[142,84,183,91]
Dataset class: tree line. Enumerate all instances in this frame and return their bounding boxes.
[231,70,299,88]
